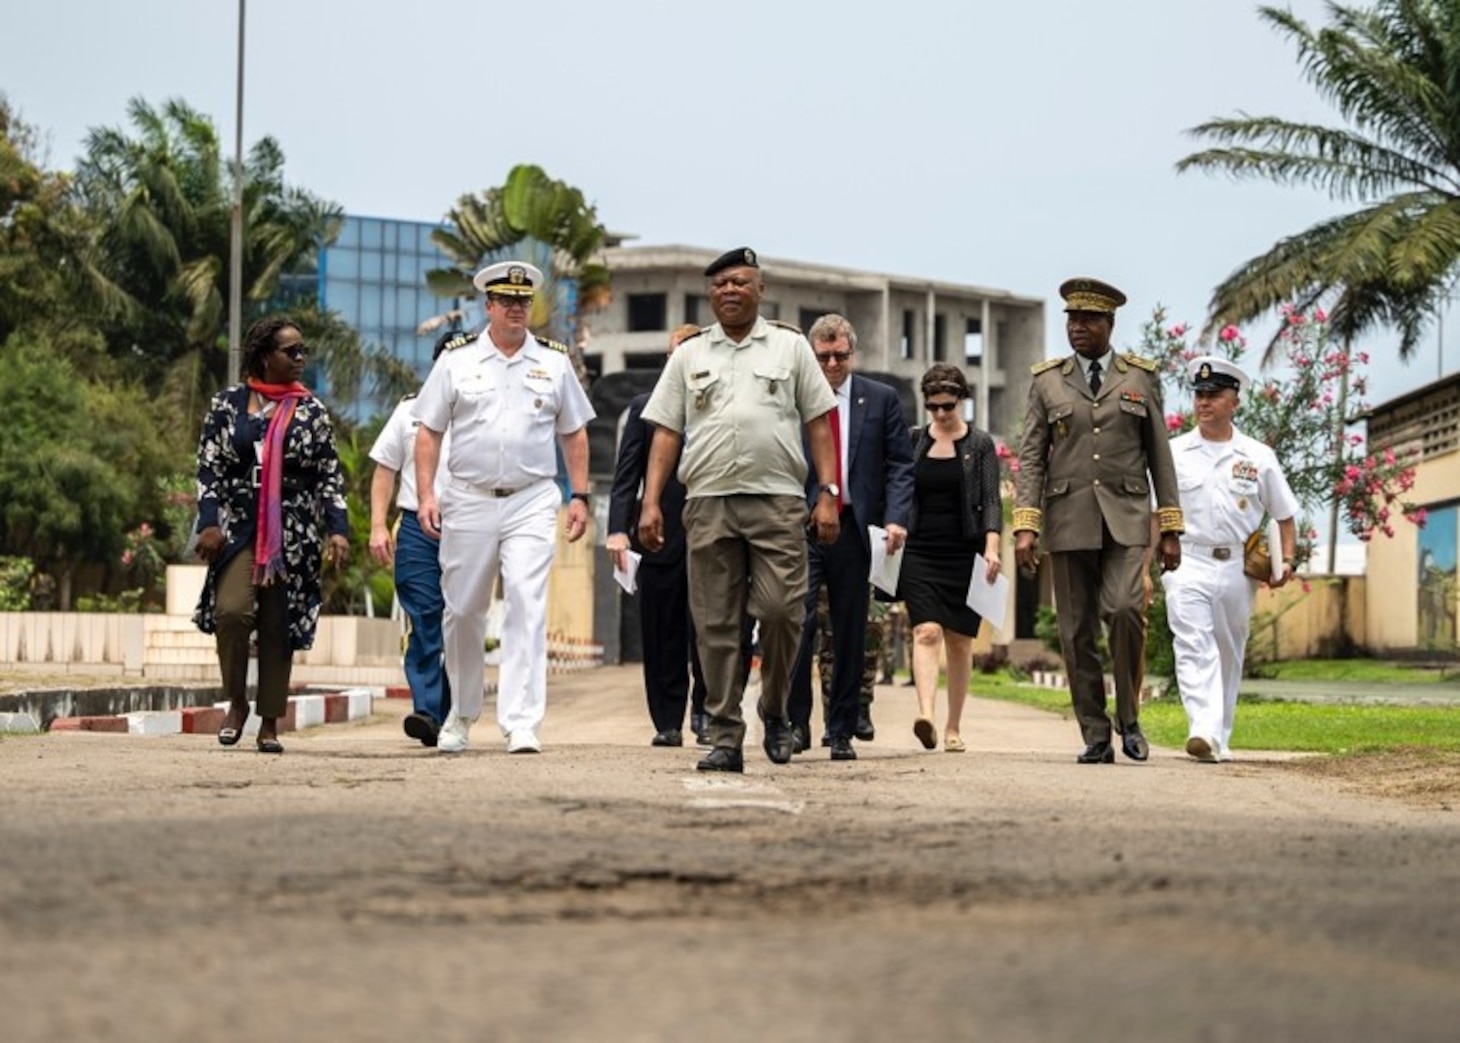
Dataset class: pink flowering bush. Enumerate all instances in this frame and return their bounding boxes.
[120,522,165,609]
[1139,305,1424,551]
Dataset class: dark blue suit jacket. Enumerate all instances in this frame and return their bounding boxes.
[805,373,916,556]
[608,392,688,566]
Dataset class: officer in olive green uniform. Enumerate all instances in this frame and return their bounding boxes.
[639,247,841,773]
[1013,278,1184,764]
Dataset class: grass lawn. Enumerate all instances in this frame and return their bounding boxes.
[962,669,1460,756]
[1252,659,1457,685]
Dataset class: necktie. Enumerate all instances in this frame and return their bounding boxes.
[828,404,845,505]
[1088,359,1103,396]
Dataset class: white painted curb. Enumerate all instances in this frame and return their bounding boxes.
[125,711,183,736]
[0,712,41,735]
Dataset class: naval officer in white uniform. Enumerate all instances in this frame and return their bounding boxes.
[414,260,596,754]
[1162,356,1298,762]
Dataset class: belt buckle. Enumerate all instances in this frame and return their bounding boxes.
[250,464,262,488]
[492,487,516,498]
[1212,547,1231,561]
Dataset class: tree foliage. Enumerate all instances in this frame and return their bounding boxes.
[1177,0,1460,362]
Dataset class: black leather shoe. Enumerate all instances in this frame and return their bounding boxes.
[697,746,744,773]
[820,733,832,748]
[855,709,875,742]
[1121,723,1150,762]
[1077,740,1115,764]
[651,729,683,747]
[792,725,810,754]
[763,715,795,765]
[690,711,706,740]
[829,736,857,761]
[403,712,440,748]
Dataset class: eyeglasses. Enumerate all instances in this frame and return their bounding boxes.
[815,350,853,364]
[925,400,960,413]
[488,294,533,309]
[278,344,309,361]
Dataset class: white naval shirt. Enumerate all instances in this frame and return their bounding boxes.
[412,328,595,489]
[1170,426,1299,546]
[368,395,451,512]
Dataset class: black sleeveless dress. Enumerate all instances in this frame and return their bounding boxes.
[898,454,983,635]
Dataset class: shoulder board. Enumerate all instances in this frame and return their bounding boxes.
[1030,357,1064,376]
[533,334,570,354]
[441,331,473,352]
[768,319,803,334]
[399,391,418,402]
[1122,352,1158,372]
[678,327,706,343]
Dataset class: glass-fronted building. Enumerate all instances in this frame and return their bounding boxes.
[318,215,483,378]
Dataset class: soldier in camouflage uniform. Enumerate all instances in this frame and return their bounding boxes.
[813,588,885,742]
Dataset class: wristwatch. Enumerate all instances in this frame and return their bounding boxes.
[570,491,591,506]
[819,483,841,501]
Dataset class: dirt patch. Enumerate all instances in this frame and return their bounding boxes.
[1283,746,1460,809]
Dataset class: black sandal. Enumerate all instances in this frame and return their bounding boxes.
[217,705,250,747]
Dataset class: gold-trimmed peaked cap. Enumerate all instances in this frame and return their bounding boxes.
[472,260,542,297]
[704,247,758,278]
[1059,276,1127,315]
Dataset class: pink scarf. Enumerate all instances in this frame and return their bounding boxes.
[246,379,311,586]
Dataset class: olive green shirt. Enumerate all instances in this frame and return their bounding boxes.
[642,316,836,499]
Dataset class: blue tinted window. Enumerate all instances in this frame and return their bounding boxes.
[361,220,382,249]
[382,290,397,329]
[361,291,381,328]
[329,247,360,279]
[326,280,360,320]
[337,218,361,248]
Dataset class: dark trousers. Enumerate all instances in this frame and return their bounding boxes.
[213,547,292,719]
[684,494,808,750]
[789,509,869,741]
[637,558,707,732]
[1050,523,1146,744]
[395,510,451,726]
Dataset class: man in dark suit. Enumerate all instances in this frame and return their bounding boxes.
[607,324,709,747]
[789,314,916,760]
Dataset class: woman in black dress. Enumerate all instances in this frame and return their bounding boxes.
[898,364,1003,752]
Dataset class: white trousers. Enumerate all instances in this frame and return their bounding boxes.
[439,477,559,735]
[1161,550,1255,756]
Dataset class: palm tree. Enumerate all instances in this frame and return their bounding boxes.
[1176,0,1460,364]
[427,164,610,385]
[73,97,343,383]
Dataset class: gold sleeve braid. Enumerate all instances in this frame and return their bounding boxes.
[1157,506,1185,534]
[1013,507,1043,534]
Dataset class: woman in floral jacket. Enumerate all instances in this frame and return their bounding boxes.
[193,316,350,753]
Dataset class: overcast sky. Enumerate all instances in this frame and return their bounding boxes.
[4,0,1454,414]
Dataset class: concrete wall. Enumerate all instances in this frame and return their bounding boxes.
[1247,576,1366,662]
[1365,449,1460,652]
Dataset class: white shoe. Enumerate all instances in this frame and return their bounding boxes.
[1185,735,1217,763]
[438,713,475,753]
[506,729,541,754]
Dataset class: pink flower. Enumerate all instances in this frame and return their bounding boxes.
[1313,308,1327,323]
[138,522,153,538]
[1409,508,1428,526]
[121,550,133,566]
[1357,352,1370,365]
[1218,325,1240,343]
[1169,324,1188,338]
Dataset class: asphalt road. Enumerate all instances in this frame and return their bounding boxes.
[1,665,1456,1042]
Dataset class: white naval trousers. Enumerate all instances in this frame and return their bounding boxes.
[439,477,560,735]
[1161,547,1256,756]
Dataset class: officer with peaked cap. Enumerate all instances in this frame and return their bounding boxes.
[367,328,465,746]
[1164,354,1298,762]
[1013,276,1184,764]
[638,246,842,772]
[413,259,596,755]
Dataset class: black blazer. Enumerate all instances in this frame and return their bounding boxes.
[803,374,916,557]
[607,392,688,566]
[907,425,1004,541]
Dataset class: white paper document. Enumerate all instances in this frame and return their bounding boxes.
[613,550,643,595]
[867,525,903,597]
[1267,517,1285,581]
[965,554,1010,633]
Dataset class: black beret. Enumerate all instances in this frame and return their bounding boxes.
[704,246,759,278]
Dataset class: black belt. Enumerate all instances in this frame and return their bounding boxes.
[250,466,313,491]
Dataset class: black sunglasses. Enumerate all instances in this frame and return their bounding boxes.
[925,400,960,413]
[278,344,309,361]
[815,350,853,364]
[489,294,533,308]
